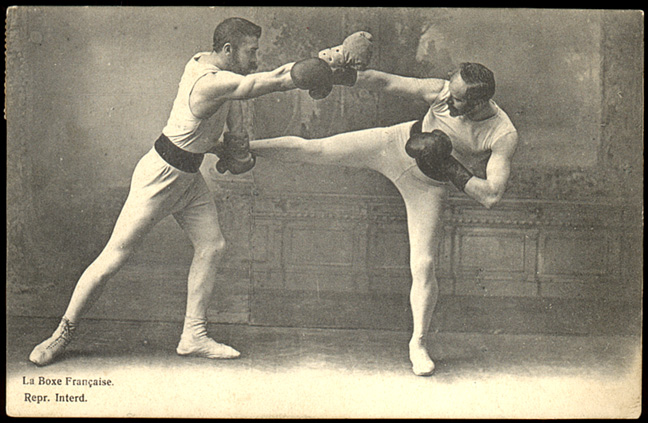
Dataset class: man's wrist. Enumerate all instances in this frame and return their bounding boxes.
[444,157,474,192]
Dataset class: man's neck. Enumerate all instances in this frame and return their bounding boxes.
[465,101,497,121]
[200,51,230,70]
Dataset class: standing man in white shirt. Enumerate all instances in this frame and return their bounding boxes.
[251,60,519,376]
[29,17,339,366]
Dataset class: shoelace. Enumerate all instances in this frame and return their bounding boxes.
[45,320,76,350]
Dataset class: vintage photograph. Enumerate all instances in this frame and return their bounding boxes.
[6,6,643,418]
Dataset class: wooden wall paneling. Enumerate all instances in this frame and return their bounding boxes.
[453,227,538,297]
[537,228,623,299]
[246,193,640,334]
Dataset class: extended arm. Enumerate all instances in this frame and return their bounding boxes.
[195,63,297,104]
[206,59,335,175]
[463,132,518,208]
[355,70,446,104]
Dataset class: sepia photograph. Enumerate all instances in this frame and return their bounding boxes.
[6,6,643,418]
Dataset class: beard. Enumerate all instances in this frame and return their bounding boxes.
[231,53,257,75]
[448,100,482,117]
[448,103,462,117]
[448,102,469,117]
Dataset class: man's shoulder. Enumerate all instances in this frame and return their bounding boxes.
[425,81,451,114]
[493,103,517,132]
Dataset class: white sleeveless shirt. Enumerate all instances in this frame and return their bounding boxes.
[421,80,517,178]
[162,52,231,154]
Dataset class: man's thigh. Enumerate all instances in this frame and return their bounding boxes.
[308,120,416,179]
[107,149,200,249]
[172,176,223,246]
[395,168,448,257]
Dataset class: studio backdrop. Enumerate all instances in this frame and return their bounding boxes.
[7,7,643,334]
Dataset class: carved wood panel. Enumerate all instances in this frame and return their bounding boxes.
[248,191,640,331]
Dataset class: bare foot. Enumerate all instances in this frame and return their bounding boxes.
[409,339,435,376]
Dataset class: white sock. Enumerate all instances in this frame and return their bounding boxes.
[181,316,209,339]
[176,316,240,359]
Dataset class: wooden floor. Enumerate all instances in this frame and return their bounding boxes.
[6,316,642,419]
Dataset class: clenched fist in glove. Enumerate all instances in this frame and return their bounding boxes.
[405,129,474,191]
[290,58,334,100]
[211,131,256,175]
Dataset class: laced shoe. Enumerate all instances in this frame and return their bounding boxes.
[29,317,76,366]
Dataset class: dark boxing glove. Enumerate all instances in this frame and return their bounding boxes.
[405,129,453,160]
[308,84,333,100]
[331,67,358,87]
[291,58,334,100]
[307,66,356,97]
[214,132,256,175]
[406,129,474,191]
[304,65,357,98]
[220,154,257,175]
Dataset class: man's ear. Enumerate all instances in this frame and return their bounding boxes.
[222,42,232,55]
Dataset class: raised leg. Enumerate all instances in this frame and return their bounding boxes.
[250,126,399,171]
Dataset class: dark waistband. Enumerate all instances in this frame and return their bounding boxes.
[154,134,204,173]
[410,120,423,136]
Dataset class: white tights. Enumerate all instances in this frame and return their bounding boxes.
[251,122,447,375]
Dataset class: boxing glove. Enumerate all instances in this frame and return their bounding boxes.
[291,58,333,100]
[318,31,374,71]
[331,67,358,87]
[307,83,333,100]
[406,129,474,191]
[223,131,251,161]
[405,129,453,160]
[217,153,257,175]
[214,132,256,175]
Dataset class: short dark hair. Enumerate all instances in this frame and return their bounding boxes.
[212,17,262,52]
[458,62,496,102]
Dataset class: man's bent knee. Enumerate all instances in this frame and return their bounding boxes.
[194,238,226,260]
[410,255,437,279]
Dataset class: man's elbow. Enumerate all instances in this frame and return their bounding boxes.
[480,191,503,209]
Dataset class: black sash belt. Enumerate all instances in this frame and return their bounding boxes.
[154,134,204,173]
